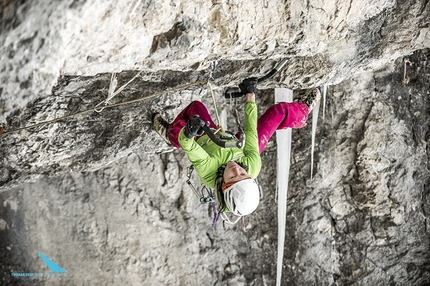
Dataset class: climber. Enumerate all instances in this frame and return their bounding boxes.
[152,78,321,218]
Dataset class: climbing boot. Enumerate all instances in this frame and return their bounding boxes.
[301,87,321,113]
[152,113,172,146]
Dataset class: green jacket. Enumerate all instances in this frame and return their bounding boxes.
[178,102,261,188]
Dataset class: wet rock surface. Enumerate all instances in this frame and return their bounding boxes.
[1,1,429,285]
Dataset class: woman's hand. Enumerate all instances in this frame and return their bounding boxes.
[239,78,258,95]
[184,115,205,138]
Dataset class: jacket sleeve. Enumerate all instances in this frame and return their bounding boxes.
[241,102,261,178]
[178,128,217,188]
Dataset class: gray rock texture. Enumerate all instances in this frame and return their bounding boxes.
[1,0,429,285]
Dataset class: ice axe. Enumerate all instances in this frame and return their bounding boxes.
[224,58,289,98]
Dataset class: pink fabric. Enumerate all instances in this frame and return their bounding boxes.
[167,101,309,152]
[167,101,217,148]
[257,101,308,153]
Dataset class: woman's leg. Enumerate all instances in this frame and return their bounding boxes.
[167,101,217,148]
[257,102,309,153]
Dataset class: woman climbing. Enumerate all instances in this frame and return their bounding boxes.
[152,79,321,219]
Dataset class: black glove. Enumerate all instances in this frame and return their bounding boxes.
[239,77,258,94]
[184,115,205,138]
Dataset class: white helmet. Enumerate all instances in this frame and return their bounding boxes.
[223,179,260,216]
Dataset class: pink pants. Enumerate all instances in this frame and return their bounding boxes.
[167,101,309,153]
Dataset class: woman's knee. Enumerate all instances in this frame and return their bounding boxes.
[189,100,206,109]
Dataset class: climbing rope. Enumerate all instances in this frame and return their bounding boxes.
[0,79,207,137]
[94,71,143,112]
[207,81,225,135]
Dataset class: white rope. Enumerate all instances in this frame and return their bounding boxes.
[95,71,143,112]
[1,80,207,136]
[207,81,225,135]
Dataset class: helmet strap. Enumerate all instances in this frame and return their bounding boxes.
[220,212,242,226]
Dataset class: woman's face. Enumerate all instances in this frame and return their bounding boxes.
[223,161,250,183]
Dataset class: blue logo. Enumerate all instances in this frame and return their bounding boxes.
[11,251,67,278]
[37,251,67,273]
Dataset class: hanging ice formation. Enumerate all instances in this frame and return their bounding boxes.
[274,88,293,286]
[322,85,328,120]
[310,99,320,179]
[310,85,327,179]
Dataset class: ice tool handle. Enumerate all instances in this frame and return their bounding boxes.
[224,58,289,99]
[191,118,245,149]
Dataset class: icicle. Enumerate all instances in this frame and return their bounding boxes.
[310,97,321,180]
[275,88,293,286]
[322,85,328,120]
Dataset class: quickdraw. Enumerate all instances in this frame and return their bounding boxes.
[402,58,413,86]
[186,165,215,204]
[186,165,219,227]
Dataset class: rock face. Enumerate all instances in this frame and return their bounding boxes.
[1,1,429,285]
